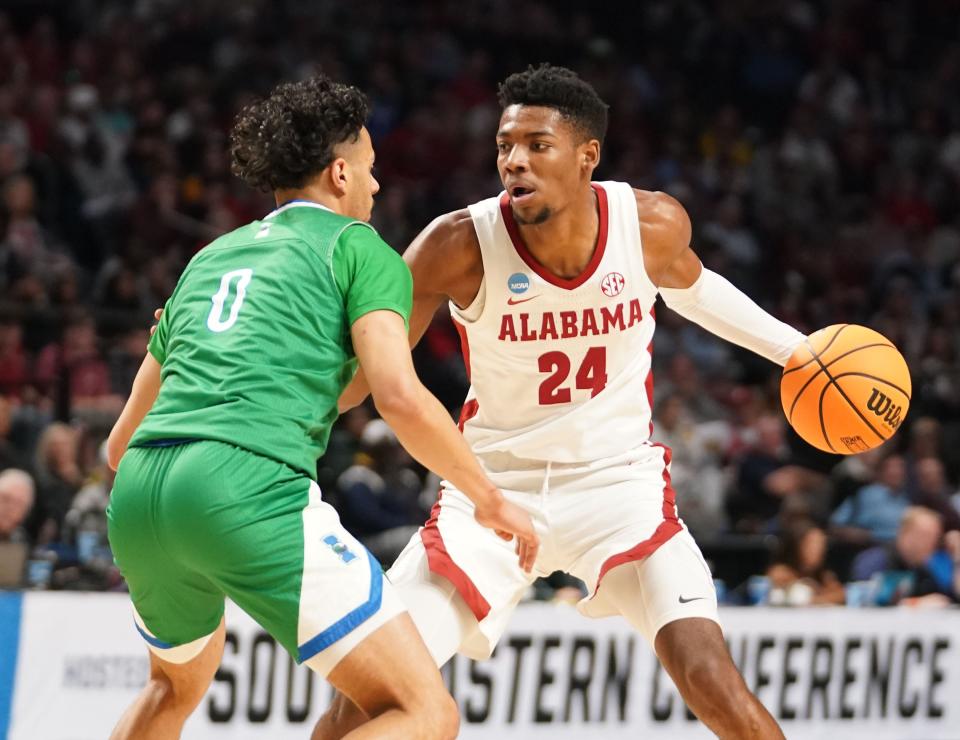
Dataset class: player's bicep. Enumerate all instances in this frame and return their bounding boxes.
[350,310,418,403]
[406,287,447,347]
[636,190,700,289]
[658,244,703,290]
[403,227,451,346]
[107,353,162,469]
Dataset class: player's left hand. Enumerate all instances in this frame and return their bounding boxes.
[145,308,164,350]
[150,308,163,336]
[474,498,540,573]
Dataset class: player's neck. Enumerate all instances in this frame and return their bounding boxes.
[273,185,343,216]
[516,186,599,279]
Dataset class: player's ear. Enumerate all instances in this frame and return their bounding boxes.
[581,139,600,172]
[328,158,349,195]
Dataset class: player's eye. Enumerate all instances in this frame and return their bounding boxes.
[496,142,510,153]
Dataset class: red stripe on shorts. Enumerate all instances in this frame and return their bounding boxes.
[420,397,490,622]
[592,443,682,592]
[421,494,492,622]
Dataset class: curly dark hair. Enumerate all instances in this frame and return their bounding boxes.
[497,64,609,144]
[230,75,369,192]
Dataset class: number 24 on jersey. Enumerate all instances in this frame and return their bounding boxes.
[538,347,607,405]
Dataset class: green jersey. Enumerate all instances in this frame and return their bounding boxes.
[130,201,412,476]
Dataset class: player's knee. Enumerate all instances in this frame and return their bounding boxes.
[415,692,459,740]
[148,663,212,714]
[140,675,196,719]
[680,651,745,706]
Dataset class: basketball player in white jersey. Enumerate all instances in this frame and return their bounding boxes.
[321,64,799,738]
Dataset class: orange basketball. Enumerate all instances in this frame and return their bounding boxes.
[780,324,911,454]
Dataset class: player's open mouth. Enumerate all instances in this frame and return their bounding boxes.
[510,186,537,205]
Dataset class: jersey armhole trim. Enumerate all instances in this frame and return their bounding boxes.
[326,221,377,303]
[624,183,664,298]
[450,274,485,324]
[451,211,489,324]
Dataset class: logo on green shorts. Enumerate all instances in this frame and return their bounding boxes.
[323,534,358,564]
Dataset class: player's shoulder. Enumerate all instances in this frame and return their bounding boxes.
[631,188,691,260]
[418,208,478,247]
[632,189,690,231]
[405,208,481,270]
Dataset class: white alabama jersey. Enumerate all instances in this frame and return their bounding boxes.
[452,181,659,464]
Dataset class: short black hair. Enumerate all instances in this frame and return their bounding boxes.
[230,75,369,192]
[497,64,609,144]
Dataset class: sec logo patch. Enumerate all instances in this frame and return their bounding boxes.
[600,272,625,297]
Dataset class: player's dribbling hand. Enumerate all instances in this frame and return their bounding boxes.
[474,497,540,573]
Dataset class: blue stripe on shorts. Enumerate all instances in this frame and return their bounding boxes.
[297,549,384,663]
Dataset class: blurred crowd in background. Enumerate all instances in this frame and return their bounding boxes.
[1,0,959,607]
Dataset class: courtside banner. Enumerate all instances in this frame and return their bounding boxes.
[3,592,958,739]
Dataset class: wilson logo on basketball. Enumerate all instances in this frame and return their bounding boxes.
[600,272,625,297]
[866,388,903,430]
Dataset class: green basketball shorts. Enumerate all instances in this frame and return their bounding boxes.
[107,440,403,675]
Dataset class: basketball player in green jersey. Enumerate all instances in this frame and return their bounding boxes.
[105,76,538,740]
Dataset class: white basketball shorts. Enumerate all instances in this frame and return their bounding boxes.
[388,443,719,660]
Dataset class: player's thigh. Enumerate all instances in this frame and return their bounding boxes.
[146,617,227,708]
[599,530,719,648]
[322,610,454,721]
[108,445,225,652]
[387,532,483,667]
[391,487,538,661]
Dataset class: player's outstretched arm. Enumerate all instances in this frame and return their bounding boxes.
[106,353,162,470]
[338,210,480,412]
[351,308,539,571]
[637,189,805,366]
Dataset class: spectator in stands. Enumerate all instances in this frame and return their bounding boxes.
[0,467,34,544]
[27,421,81,543]
[728,415,821,532]
[851,506,959,606]
[830,453,909,543]
[655,352,726,422]
[106,326,149,397]
[0,394,26,470]
[34,312,115,414]
[653,392,729,538]
[0,321,30,399]
[910,457,960,532]
[63,440,112,546]
[0,87,30,173]
[319,403,372,491]
[335,419,426,566]
[1,173,70,287]
[766,519,845,606]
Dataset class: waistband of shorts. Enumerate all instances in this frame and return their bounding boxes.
[477,443,666,481]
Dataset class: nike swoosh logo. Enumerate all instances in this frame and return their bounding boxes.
[678,595,706,604]
[507,295,539,305]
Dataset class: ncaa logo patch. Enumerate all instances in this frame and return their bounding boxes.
[508,272,530,294]
[600,272,625,297]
